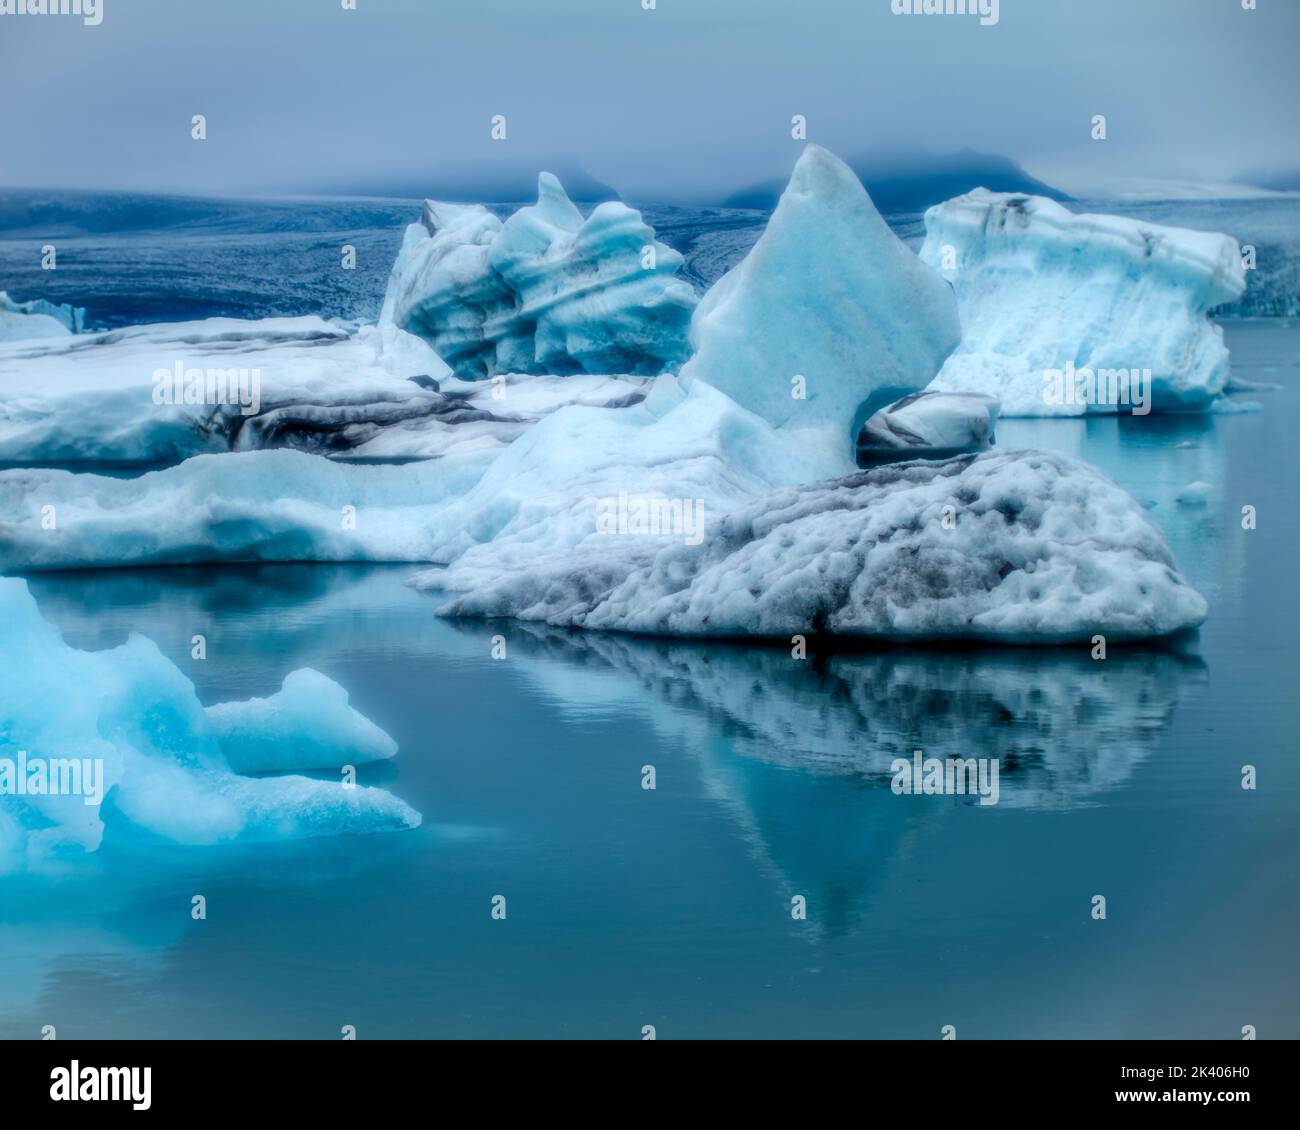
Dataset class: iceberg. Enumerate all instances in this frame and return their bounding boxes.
[380,175,698,379]
[0,578,418,872]
[679,145,961,453]
[0,373,1206,643]
[0,149,1208,648]
[205,669,399,774]
[428,446,1207,643]
[0,448,482,571]
[0,290,85,342]
[857,390,999,464]
[0,312,651,467]
[920,190,1247,415]
[0,316,451,466]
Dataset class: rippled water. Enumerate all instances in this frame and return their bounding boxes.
[1,322,1295,1039]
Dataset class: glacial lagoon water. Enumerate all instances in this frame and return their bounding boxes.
[1,322,1296,1039]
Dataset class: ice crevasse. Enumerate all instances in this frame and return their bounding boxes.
[0,578,419,872]
[920,189,1247,415]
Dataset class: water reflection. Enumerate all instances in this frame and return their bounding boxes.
[0,564,1219,1033]
[492,623,1205,808]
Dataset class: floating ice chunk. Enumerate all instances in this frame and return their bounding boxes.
[0,315,461,466]
[679,145,961,453]
[0,290,85,343]
[205,669,398,774]
[0,376,1205,644]
[380,174,697,379]
[0,577,417,870]
[379,201,512,377]
[422,409,1205,643]
[0,447,488,571]
[428,448,1207,642]
[0,308,653,467]
[857,390,999,464]
[0,291,85,341]
[1176,481,1213,506]
[921,190,1247,415]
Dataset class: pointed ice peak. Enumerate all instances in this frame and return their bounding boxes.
[782,144,891,227]
[679,143,960,444]
[787,144,866,199]
[421,198,495,237]
[532,171,584,231]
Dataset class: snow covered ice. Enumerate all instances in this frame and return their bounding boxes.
[680,145,961,453]
[920,190,1247,415]
[427,447,1208,643]
[0,578,418,873]
[380,175,698,379]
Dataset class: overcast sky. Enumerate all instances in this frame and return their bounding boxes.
[1,0,1296,201]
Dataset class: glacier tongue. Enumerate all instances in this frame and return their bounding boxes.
[920,189,1247,415]
[679,145,961,453]
[380,173,698,379]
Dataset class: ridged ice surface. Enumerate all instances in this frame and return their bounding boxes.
[380,174,698,379]
[921,190,1247,415]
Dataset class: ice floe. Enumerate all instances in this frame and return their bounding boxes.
[425,446,1208,643]
[0,313,651,467]
[205,668,398,775]
[920,190,1247,415]
[0,577,418,872]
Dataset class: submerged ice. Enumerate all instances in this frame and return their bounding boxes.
[921,190,1247,415]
